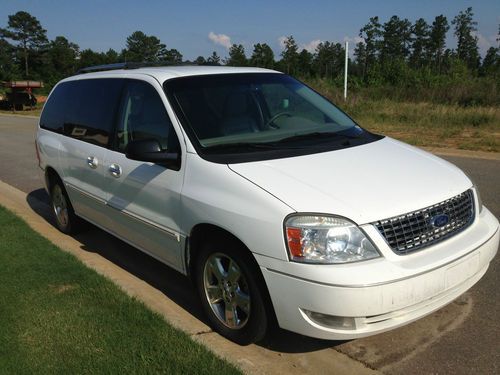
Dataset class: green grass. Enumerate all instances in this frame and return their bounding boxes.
[0,205,241,375]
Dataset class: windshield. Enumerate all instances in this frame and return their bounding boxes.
[164,73,381,163]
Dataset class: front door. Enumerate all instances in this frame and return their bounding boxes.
[102,77,185,271]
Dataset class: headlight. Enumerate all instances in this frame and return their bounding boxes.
[474,185,483,213]
[285,215,380,264]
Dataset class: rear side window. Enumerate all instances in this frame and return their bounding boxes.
[40,78,124,147]
[40,82,72,133]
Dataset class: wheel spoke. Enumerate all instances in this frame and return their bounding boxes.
[234,289,250,314]
[206,285,223,303]
[225,303,239,328]
[208,257,226,282]
[226,260,241,283]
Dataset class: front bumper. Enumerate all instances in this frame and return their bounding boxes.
[257,208,499,340]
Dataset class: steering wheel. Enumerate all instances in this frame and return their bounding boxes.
[265,112,291,129]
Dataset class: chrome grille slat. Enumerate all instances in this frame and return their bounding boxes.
[374,190,475,255]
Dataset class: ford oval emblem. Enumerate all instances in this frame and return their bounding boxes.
[431,214,450,228]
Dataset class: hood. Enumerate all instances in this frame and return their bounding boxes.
[228,137,472,225]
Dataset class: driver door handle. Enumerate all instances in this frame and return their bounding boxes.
[108,163,122,178]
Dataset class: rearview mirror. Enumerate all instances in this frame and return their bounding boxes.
[125,139,180,170]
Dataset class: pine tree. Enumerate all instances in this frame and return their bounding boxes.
[314,41,344,79]
[452,7,480,71]
[381,16,412,62]
[0,11,48,78]
[410,18,430,68]
[207,51,221,65]
[357,17,382,80]
[428,15,449,72]
[250,43,274,68]
[280,36,299,74]
[226,44,247,66]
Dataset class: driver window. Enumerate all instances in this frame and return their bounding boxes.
[115,80,177,153]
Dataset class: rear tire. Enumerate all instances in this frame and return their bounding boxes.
[195,238,268,345]
[50,180,83,234]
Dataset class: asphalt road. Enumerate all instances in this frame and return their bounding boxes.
[1,114,499,374]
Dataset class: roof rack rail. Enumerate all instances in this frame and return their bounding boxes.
[76,62,132,74]
[75,61,201,75]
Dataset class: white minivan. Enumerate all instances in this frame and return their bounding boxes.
[36,64,499,345]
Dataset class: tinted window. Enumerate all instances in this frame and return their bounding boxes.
[40,82,72,133]
[114,80,178,153]
[63,79,124,147]
[164,73,382,164]
[40,78,124,147]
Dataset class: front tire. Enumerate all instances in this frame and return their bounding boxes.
[195,239,268,345]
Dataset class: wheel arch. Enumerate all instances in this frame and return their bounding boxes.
[44,166,62,192]
[186,222,278,328]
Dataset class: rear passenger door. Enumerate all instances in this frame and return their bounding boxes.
[59,78,124,225]
[102,78,185,271]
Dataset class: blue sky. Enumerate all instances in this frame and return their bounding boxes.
[1,0,499,59]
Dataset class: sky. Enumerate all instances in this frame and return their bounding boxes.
[1,0,499,60]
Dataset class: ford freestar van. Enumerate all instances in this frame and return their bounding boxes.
[36,64,499,345]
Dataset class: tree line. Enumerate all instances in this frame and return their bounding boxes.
[0,8,498,91]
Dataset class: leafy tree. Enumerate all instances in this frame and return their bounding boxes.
[480,47,499,77]
[452,7,480,70]
[0,38,20,80]
[46,36,79,80]
[103,48,120,64]
[194,55,206,65]
[226,44,247,66]
[410,18,430,68]
[428,15,449,72]
[207,51,221,65]
[0,11,48,78]
[162,48,183,64]
[280,35,299,74]
[250,43,274,68]
[123,31,167,62]
[77,49,106,69]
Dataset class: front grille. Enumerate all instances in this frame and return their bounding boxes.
[374,190,475,255]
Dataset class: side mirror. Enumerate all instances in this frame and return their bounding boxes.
[125,139,180,170]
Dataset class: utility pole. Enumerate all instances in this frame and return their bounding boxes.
[344,41,348,100]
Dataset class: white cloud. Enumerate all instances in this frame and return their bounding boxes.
[278,36,287,50]
[208,32,232,49]
[473,32,493,56]
[300,39,322,53]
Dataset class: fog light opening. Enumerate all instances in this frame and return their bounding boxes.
[303,310,357,330]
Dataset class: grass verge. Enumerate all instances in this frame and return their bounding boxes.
[0,205,241,374]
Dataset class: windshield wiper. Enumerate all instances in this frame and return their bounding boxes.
[276,132,359,144]
[203,142,303,153]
